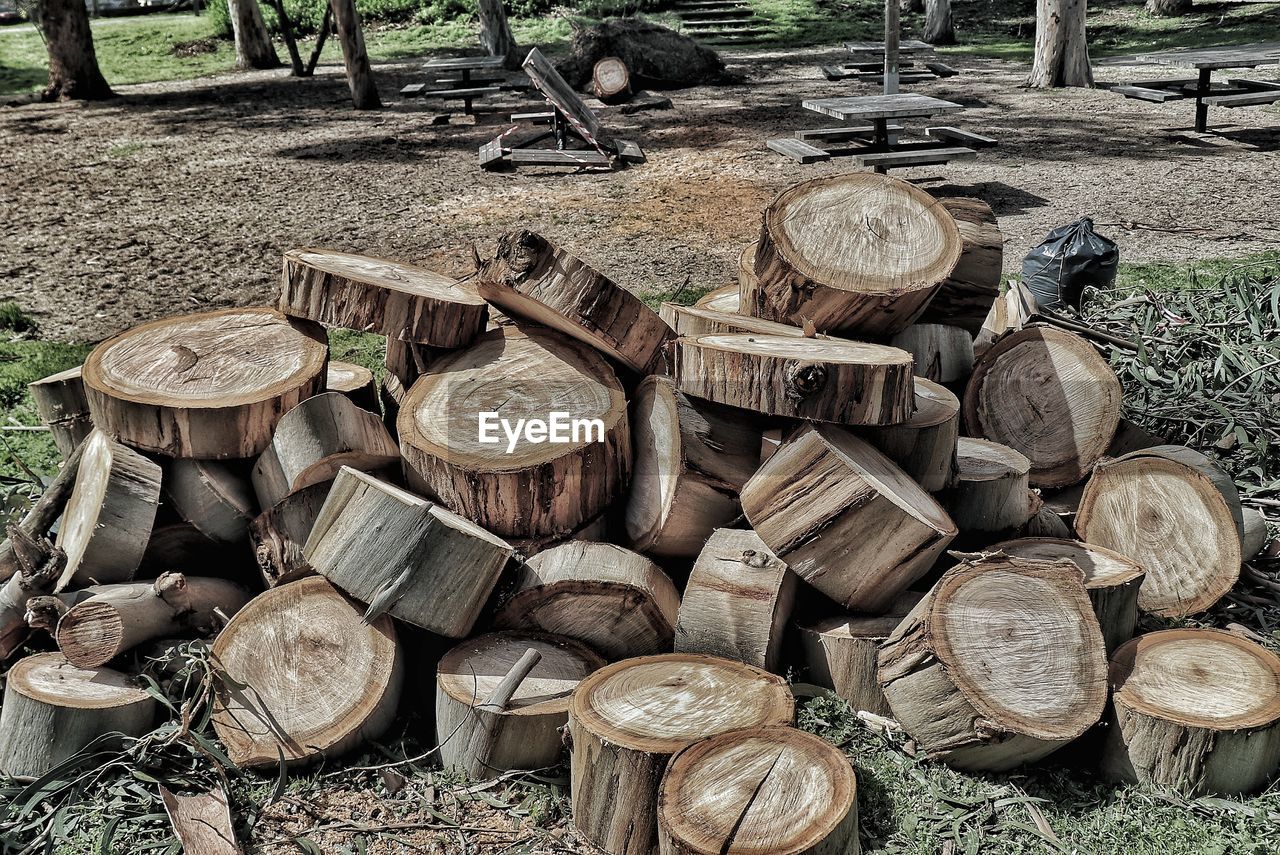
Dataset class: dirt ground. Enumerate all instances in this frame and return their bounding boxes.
[3,45,1280,343]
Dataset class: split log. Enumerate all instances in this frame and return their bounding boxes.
[673,333,915,426]
[251,392,399,509]
[741,423,957,613]
[55,573,250,668]
[673,529,793,672]
[695,283,740,313]
[749,174,962,336]
[0,653,156,779]
[0,439,86,583]
[398,326,630,539]
[863,377,959,492]
[55,430,162,590]
[1016,504,1074,539]
[211,576,403,767]
[625,376,762,558]
[797,591,924,716]
[1241,507,1269,560]
[1076,445,1243,617]
[476,231,674,374]
[568,654,795,855]
[877,556,1107,771]
[992,537,1145,654]
[384,336,441,388]
[972,279,1035,359]
[0,527,67,658]
[942,438,1039,532]
[888,323,974,384]
[250,481,331,587]
[658,303,808,339]
[592,56,631,102]
[1102,628,1280,795]
[492,541,679,660]
[964,326,1122,487]
[167,458,256,544]
[736,241,758,308]
[326,360,378,411]
[82,307,328,459]
[379,372,406,440]
[28,365,93,457]
[915,197,1003,334]
[657,726,859,855]
[436,631,605,779]
[305,467,513,637]
[160,786,241,855]
[280,248,487,347]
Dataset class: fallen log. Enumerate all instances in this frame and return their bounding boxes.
[916,196,1003,334]
[736,241,758,308]
[160,786,241,855]
[28,365,93,458]
[658,303,808,339]
[326,360,378,411]
[863,377,959,492]
[942,438,1039,532]
[695,283,739,313]
[0,527,67,658]
[888,323,974,384]
[167,458,256,545]
[250,481,331,587]
[592,56,631,102]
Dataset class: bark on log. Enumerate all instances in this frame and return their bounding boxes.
[625,376,762,558]
[280,249,487,347]
[476,231,674,374]
[29,365,93,458]
[862,377,959,492]
[398,326,630,539]
[973,280,1035,359]
[916,197,1003,334]
[888,324,974,384]
[672,333,915,426]
[55,430,162,590]
[436,631,604,779]
[568,654,795,855]
[659,303,810,339]
[160,787,241,855]
[592,56,631,102]
[749,174,962,337]
[736,240,758,309]
[251,392,399,510]
[964,326,1122,488]
[167,458,256,545]
[82,308,328,459]
[492,541,679,660]
[1241,507,1269,561]
[1102,628,1280,795]
[877,556,1107,770]
[329,0,382,109]
[695,283,740,313]
[55,573,251,668]
[250,480,331,587]
[326,360,378,411]
[211,576,403,767]
[0,527,67,658]
[657,726,860,855]
[0,440,86,584]
[673,529,794,672]
[305,467,513,637]
[0,653,155,779]
[741,423,957,613]
[384,337,442,388]
[942,438,1039,533]
[1076,445,1243,617]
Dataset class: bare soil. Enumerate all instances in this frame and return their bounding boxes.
[3,46,1279,343]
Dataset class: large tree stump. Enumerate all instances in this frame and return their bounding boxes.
[695,283,740,313]
[250,480,330,587]
[1102,628,1280,795]
[625,376,762,558]
[1076,445,1243,617]
[0,653,156,779]
[592,56,631,102]
[659,303,809,339]
[741,423,956,613]
[863,377,959,492]
[29,365,93,457]
[306,467,512,637]
[992,537,1144,654]
[942,438,1040,532]
[211,577,403,767]
[55,430,162,590]
[964,326,1122,487]
[436,631,605,779]
[492,541,679,660]
[83,308,328,459]
[477,232,674,374]
[251,392,399,509]
[916,197,1003,334]
[568,654,795,855]
[398,326,630,539]
[167,458,256,545]
[674,529,793,672]
[280,248,487,347]
[657,726,860,855]
[749,174,962,337]
[877,557,1107,771]
[673,334,915,426]
[326,360,378,411]
[888,323,975,384]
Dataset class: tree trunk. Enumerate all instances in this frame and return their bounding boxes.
[492,541,680,660]
[863,378,959,492]
[923,0,955,44]
[436,632,604,779]
[1027,0,1094,88]
[942,437,1039,533]
[304,467,513,638]
[917,197,1004,334]
[888,324,974,384]
[167,458,256,545]
[227,0,280,70]
[328,0,381,109]
[262,0,304,75]
[569,654,795,855]
[1144,0,1191,15]
[250,480,331,587]
[36,0,113,101]
[592,57,631,102]
[28,366,93,458]
[477,0,519,66]
[878,556,1107,771]
[326,360,378,412]
[741,423,957,613]
[658,726,859,855]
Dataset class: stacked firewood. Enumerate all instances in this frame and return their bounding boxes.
[4,172,1278,855]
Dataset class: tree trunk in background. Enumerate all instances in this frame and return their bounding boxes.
[478,0,520,68]
[329,0,381,109]
[1027,0,1093,87]
[923,0,955,44]
[901,0,924,12]
[227,0,280,70]
[37,0,113,101]
[1144,0,1191,15]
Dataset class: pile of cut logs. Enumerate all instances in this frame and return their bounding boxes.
[5,172,1279,855]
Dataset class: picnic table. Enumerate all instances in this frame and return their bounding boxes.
[1112,44,1280,132]
[823,40,958,83]
[400,55,509,115]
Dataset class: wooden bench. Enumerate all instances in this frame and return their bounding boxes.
[511,111,556,123]
[1203,91,1280,107]
[926,126,998,148]
[399,83,427,97]
[510,149,612,167]
[924,62,958,78]
[1112,85,1186,103]
[855,146,977,168]
[767,138,831,163]
[417,86,501,114]
[796,125,903,141]
[1230,78,1280,91]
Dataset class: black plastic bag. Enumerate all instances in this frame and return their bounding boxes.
[1021,217,1119,311]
